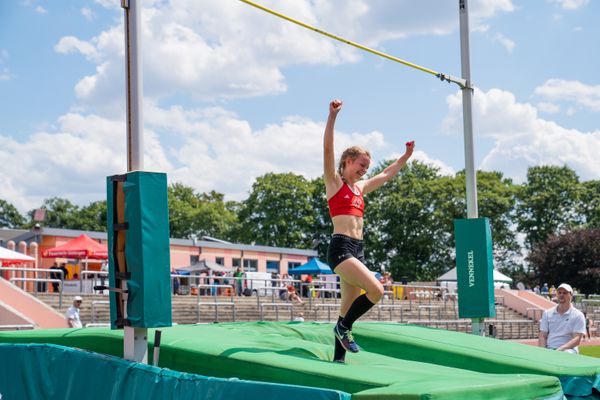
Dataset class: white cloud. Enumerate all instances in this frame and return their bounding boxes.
[442,88,600,182]
[35,5,47,14]
[0,68,9,81]
[81,7,95,21]
[534,79,600,112]
[0,104,388,211]
[386,150,456,176]
[537,102,560,113]
[0,50,10,81]
[492,33,515,53]
[550,0,589,10]
[54,36,98,60]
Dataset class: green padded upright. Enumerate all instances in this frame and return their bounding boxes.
[454,218,496,319]
[106,171,172,329]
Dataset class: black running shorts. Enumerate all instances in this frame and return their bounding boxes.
[327,234,366,271]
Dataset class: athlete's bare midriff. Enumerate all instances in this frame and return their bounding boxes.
[332,214,364,240]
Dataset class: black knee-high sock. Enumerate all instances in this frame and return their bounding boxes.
[334,316,346,361]
[340,294,376,330]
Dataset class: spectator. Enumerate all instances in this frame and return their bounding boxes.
[234,267,244,296]
[49,263,60,292]
[585,313,594,341]
[59,263,69,281]
[538,283,586,353]
[549,285,557,301]
[284,285,303,305]
[293,312,305,322]
[66,296,83,328]
[533,285,540,295]
[172,275,180,295]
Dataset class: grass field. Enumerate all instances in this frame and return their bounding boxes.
[580,345,600,358]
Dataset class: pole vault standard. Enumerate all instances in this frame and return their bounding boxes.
[122,0,148,362]
[240,0,486,335]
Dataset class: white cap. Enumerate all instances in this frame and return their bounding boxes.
[73,295,83,301]
[557,283,573,294]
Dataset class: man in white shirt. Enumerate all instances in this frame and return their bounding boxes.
[65,296,83,328]
[539,283,585,354]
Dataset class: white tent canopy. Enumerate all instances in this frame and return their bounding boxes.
[436,267,512,283]
[0,246,35,265]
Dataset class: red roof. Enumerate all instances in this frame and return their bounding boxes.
[42,234,108,260]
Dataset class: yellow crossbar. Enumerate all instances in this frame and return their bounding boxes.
[239,0,441,78]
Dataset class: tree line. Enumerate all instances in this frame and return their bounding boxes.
[1,163,598,291]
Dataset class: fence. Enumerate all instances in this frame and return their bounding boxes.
[196,284,236,323]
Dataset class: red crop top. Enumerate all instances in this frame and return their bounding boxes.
[328,183,364,218]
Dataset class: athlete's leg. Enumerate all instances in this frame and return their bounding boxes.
[333,278,361,362]
[339,277,362,317]
[335,258,383,305]
[333,258,383,352]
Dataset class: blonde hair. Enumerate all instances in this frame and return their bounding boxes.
[338,146,371,177]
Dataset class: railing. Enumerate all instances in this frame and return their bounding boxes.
[259,302,294,321]
[9,277,63,308]
[408,318,538,339]
[526,307,544,321]
[196,284,235,323]
[312,303,339,321]
[307,287,339,310]
[85,323,110,328]
[581,299,600,314]
[418,305,442,320]
[0,324,35,331]
[91,300,110,324]
[81,271,109,293]
[485,320,538,339]
[378,304,404,321]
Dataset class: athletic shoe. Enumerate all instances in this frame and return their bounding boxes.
[334,323,359,353]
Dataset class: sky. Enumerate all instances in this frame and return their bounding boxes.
[1,0,599,213]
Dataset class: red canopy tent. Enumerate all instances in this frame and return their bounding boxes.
[42,234,108,259]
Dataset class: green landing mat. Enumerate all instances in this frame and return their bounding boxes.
[0,322,575,400]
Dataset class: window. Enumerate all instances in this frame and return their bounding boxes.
[288,262,301,270]
[232,258,241,268]
[266,261,280,273]
[215,257,224,266]
[243,259,258,272]
[190,255,199,264]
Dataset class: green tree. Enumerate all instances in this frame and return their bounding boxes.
[168,183,238,240]
[527,229,600,294]
[579,180,600,229]
[34,197,81,229]
[77,201,107,232]
[310,177,333,259]
[517,165,581,249]
[192,191,239,240]
[237,173,316,248]
[0,199,25,228]
[365,161,453,281]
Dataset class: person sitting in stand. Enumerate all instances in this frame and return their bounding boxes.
[284,285,304,304]
[539,283,586,353]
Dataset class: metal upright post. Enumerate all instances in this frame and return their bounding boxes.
[122,0,148,363]
[459,0,484,336]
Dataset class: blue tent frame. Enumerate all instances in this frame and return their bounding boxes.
[288,258,332,275]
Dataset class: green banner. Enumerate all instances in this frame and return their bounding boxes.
[454,218,495,319]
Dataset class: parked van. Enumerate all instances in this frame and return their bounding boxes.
[244,271,274,296]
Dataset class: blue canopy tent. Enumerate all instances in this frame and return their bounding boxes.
[288,258,332,275]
